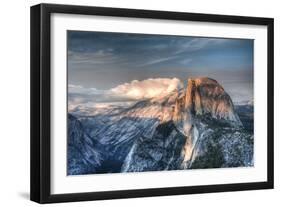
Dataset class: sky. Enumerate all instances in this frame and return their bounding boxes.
[67,30,253,106]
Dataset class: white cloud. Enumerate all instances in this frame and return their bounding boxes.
[110,78,183,100]
[68,78,183,112]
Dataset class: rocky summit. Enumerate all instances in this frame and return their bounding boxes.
[67,77,254,175]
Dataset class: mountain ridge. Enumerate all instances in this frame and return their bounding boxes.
[67,77,253,174]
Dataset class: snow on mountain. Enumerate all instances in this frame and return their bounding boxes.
[76,95,177,166]
[120,77,252,172]
[234,99,254,106]
[67,77,254,175]
[67,114,104,175]
[69,102,136,117]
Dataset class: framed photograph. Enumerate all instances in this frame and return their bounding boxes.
[30,3,274,203]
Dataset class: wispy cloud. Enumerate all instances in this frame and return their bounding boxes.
[174,38,227,54]
[135,38,224,68]
[68,32,228,70]
[180,58,192,65]
[68,84,104,95]
[68,49,125,66]
[67,31,253,103]
[137,56,180,67]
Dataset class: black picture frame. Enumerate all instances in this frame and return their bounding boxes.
[30,3,274,204]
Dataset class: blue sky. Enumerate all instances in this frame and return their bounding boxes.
[67,31,253,103]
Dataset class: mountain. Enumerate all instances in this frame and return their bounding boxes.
[235,104,254,133]
[121,77,252,172]
[67,114,103,175]
[68,77,254,175]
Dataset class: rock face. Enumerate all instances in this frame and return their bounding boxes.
[121,121,186,172]
[169,77,243,167]
[67,77,254,175]
[67,114,103,175]
[173,78,241,131]
[189,78,241,122]
[121,77,251,172]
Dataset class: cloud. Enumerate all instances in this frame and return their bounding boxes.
[68,49,124,66]
[180,58,192,65]
[174,38,227,54]
[135,38,225,68]
[68,78,183,110]
[68,84,111,110]
[137,56,180,67]
[110,78,183,100]
[68,84,104,95]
